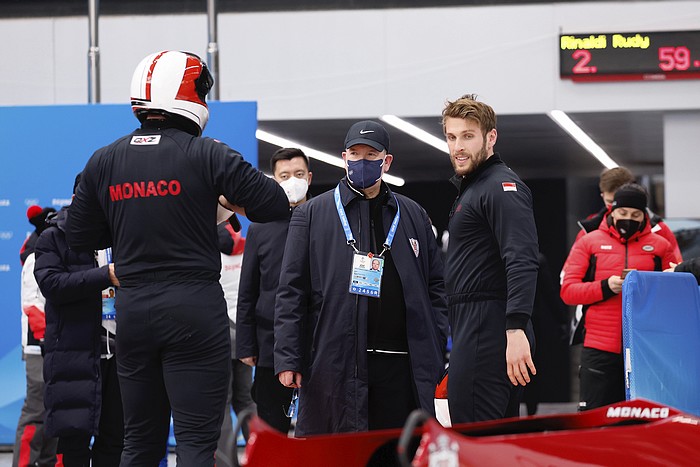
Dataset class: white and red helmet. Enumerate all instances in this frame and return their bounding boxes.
[130,51,213,135]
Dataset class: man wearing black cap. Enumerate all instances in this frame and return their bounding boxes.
[274,121,449,435]
[561,183,677,410]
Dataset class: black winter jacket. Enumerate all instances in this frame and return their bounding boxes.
[236,214,292,368]
[34,207,112,437]
[676,257,700,285]
[275,180,449,435]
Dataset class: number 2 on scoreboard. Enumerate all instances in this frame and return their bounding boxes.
[572,50,598,74]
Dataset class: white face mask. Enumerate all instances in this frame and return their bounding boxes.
[279,177,309,204]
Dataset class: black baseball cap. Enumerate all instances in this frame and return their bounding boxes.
[344,121,390,152]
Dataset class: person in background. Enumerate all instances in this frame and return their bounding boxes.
[34,173,123,467]
[12,251,58,467]
[523,253,569,416]
[215,223,255,467]
[665,258,700,284]
[442,94,539,423]
[236,147,311,434]
[567,166,682,345]
[575,166,681,261]
[20,206,56,266]
[561,183,676,411]
[65,50,288,466]
[274,121,448,435]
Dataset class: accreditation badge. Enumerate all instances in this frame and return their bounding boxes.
[97,248,117,322]
[349,251,384,297]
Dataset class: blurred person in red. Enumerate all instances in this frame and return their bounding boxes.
[561,183,676,410]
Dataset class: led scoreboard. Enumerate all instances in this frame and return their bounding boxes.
[560,30,700,82]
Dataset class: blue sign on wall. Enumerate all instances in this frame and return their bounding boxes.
[0,102,257,444]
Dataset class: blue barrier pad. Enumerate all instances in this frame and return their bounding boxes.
[622,270,700,416]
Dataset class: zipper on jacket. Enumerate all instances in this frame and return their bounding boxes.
[368,213,384,352]
[354,205,362,429]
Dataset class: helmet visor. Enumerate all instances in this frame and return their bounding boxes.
[183,52,214,102]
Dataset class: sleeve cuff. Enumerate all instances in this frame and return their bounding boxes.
[601,278,615,300]
[506,312,530,330]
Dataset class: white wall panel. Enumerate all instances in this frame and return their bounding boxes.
[664,112,700,218]
[1,2,699,118]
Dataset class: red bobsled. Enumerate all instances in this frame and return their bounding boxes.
[237,399,700,466]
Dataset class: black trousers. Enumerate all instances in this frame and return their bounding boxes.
[251,366,294,434]
[578,346,625,411]
[447,301,532,423]
[116,281,230,467]
[367,352,417,431]
[58,355,124,467]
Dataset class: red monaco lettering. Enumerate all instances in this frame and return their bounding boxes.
[146,181,158,197]
[133,182,146,198]
[122,183,133,199]
[109,185,122,201]
[168,180,181,195]
[109,179,181,202]
[157,180,168,196]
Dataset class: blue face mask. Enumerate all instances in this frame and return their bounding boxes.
[346,158,384,189]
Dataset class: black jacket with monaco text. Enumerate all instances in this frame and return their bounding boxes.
[66,122,289,284]
[446,154,539,330]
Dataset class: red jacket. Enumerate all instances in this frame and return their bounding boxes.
[561,215,676,353]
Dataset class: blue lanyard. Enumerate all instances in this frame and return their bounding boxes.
[334,185,400,256]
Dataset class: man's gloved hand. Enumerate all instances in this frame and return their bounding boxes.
[24,305,46,340]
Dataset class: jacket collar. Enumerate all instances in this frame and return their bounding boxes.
[338,177,397,210]
[450,153,504,194]
[46,206,69,232]
[578,206,608,234]
[602,212,652,243]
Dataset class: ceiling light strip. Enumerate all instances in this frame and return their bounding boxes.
[548,110,618,169]
[380,115,449,154]
[256,129,405,186]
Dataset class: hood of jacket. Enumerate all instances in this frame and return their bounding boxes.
[45,205,69,232]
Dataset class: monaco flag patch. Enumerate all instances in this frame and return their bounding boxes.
[502,182,517,192]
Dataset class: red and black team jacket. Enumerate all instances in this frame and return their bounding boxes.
[561,215,676,354]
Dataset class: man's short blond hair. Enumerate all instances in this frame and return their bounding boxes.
[441,94,497,137]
